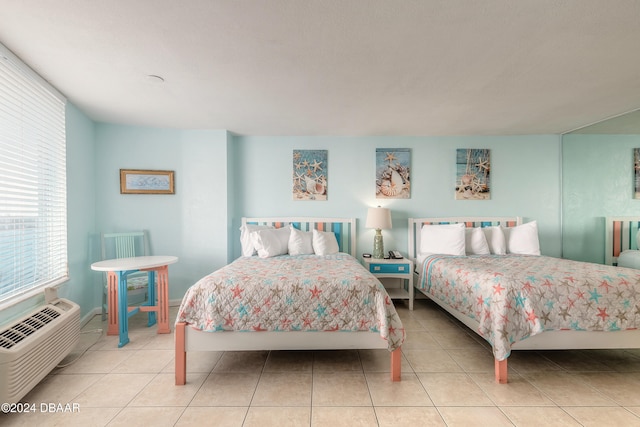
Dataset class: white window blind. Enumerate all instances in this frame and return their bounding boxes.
[0,44,67,305]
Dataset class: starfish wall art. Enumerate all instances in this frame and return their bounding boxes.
[293,149,327,201]
[455,148,491,200]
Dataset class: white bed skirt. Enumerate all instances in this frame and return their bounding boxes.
[183,328,389,352]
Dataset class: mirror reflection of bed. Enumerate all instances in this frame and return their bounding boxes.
[408,216,640,383]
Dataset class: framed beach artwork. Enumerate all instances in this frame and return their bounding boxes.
[293,149,327,201]
[635,148,640,199]
[120,169,175,194]
[455,148,490,200]
[375,148,410,199]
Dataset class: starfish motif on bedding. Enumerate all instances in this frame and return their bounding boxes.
[231,284,244,298]
[224,314,235,327]
[498,326,509,340]
[525,310,538,324]
[539,310,551,324]
[596,307,609,321]
[310,285,322,299]
[589,288,602,303]
[617,277,630,287]
[583,299,595,310]
[615,309,628,323]
[358,318,371,329]
[627,286,640,299]
[389,337,401,350]
[270,287,283,299]
[599,280,613,293]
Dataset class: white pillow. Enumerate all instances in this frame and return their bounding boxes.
[482,226,507,255]
[504,221,540,255]
[239,224,273,257]
[419,223,466,256]
[312,229,339,255]
[250,227,291,258]
[288,226,314,256]
[465,227,490,255]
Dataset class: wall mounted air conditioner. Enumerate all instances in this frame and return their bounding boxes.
[0,296,80,403]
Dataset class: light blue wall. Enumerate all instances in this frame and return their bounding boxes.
[2,119,565,323]
[63,104,98,314]
[2,90,630,323]
[233,135,562,259]
[562,134,640,263]
[94,124,232,300]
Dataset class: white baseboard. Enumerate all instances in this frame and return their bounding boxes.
[81,307,102,327]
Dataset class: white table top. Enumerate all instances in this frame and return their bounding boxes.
[91,255,178,272]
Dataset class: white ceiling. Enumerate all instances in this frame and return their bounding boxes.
[2,0,640,136]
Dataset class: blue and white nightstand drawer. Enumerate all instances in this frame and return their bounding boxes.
[368,263,410,274]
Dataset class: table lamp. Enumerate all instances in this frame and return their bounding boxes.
[365,206,392,259]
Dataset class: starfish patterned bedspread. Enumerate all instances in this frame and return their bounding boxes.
[176,253,405,351]
[418,254,640,360]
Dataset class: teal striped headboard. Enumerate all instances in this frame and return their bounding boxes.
[242,217,356,257]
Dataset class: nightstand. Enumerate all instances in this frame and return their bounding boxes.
[362,256,414,310]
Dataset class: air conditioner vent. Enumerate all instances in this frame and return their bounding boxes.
[0,297,80,404]
[0,306,61,349]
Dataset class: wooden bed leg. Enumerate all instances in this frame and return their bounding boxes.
[175,322,186,385]
[495,358,508,384]
[391,347,402,382]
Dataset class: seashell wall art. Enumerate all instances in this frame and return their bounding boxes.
[455,148,491,200]
[376,148,411,199]
[293,149,328,201]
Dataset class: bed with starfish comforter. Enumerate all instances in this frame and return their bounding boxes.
[176,253,406,351]
[418,253,640,361]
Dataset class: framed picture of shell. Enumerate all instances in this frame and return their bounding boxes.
[293,149,327,201]
[455,148,491,200]
[376,148,410,199]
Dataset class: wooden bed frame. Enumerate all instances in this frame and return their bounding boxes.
[175,217,402,385]
[408,216,640,384]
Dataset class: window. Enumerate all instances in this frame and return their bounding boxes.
[0,43,67,306]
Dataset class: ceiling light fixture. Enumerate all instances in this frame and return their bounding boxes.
[145,74,165,84]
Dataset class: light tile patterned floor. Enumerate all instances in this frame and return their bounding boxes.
[2,299,640,426]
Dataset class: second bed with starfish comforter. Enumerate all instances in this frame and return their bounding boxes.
[418,254,640,361]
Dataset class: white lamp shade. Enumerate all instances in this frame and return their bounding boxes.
[365,207,392,230]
